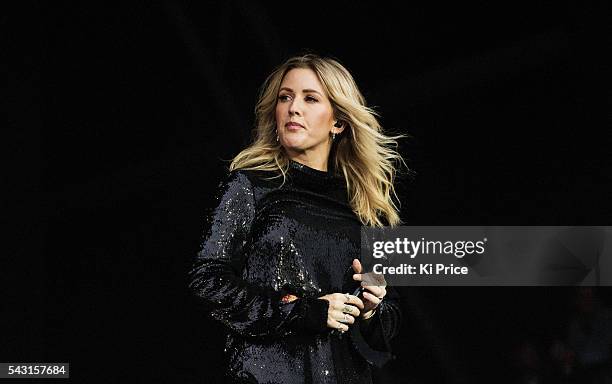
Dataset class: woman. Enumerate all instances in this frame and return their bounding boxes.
[189,54,404,384]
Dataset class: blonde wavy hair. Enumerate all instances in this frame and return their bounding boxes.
[230,54,406,227]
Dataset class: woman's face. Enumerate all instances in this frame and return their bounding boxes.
[275,68,338,162]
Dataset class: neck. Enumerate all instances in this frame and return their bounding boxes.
[285,150,329,172]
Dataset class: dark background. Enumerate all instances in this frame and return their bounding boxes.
[5,1,611,383]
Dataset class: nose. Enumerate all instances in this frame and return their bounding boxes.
[288,98,302,116]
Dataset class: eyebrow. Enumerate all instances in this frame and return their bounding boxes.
[279,87,323,96]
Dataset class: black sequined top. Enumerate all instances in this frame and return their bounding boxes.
[190,160,401,384]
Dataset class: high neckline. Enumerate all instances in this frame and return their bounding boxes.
[289,160,334,179]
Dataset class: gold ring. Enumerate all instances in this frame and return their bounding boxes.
[342,305,352,314]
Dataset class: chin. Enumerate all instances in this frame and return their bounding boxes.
[280,136,309,150]
[281,143,307,154]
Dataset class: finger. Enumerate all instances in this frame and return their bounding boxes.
[352,259,362,274]
[329,319,349,332]
[352,273,362,282]
[335,312,355,324]
[361,273,387,290]
[360,273,387,287]
[361,285,381,298]
[361,284,385,299]
[339,304,361,317]
[362,291,382,306]
[335,301,360,316]
[345,294,364,310]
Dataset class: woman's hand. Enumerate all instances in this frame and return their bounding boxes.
[352,259,387,318]
[318,293,364,332]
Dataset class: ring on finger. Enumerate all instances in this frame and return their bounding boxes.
[342,305,352,314]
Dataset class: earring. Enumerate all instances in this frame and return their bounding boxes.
[276,129,279,142]
[332,132,337,141]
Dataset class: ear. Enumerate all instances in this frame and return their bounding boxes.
[333,120,346,134]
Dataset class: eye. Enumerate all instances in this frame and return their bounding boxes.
[305,96,318,102]
[277,94,291,102]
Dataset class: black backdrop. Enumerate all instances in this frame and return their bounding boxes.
[6,1,611,383]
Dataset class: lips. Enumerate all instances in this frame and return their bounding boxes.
[285,122,304,129]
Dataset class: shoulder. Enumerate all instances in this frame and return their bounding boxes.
[225,168,284,189]
[222,169,253,185]
[211,170,255,206]
[213,170,251,192]
[215,168,283,201]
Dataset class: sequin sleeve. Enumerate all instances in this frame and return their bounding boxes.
[189,171,329,339]
[360,286,402,354]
